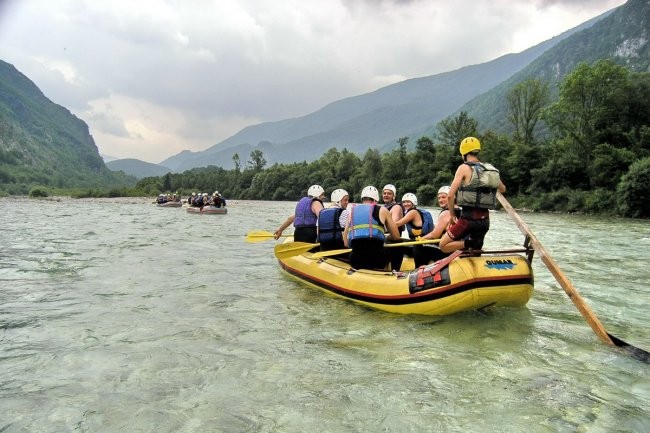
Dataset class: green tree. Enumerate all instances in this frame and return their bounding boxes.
[589,143,635,188]
[507,78,550,145]
[232,153,241,173]
[435,111,478,147]
[617,157,650,218]
[544,60,629,162]
[162,173,172,192]
[247,149,267,171]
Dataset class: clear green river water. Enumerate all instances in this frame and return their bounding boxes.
[1,197,648,432]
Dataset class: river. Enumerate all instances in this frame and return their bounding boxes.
[0,197,648,432]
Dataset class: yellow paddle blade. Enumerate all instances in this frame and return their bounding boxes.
[311,248,352,259]
[245,230,292,243]
[309,239,441,258]
[274,242,319,259]
[385,238,441,248]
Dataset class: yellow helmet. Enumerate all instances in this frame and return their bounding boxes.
[459,137,481,156]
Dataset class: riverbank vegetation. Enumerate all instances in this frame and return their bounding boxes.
[8,60,649,218]
[134,61,649,218]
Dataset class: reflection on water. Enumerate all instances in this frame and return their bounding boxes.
[0,197,648,432]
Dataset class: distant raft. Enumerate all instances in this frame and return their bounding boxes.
[156,201,182,207]
[186,206,227,214]
[276,239,534,316]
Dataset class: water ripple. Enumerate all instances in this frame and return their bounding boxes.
[0,197,647,432]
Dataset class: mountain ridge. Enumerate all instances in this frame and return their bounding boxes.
[160,9,612,171]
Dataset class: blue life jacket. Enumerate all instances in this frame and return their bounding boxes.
[348,204,385,243]
[318,208,344,244]
[294,197,321,228]
[405,208,434,239]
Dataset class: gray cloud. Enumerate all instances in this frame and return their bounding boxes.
[0,0,626,162]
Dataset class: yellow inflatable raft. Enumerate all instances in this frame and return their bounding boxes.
[277,242,534,316]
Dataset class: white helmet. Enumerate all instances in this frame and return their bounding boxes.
[401,193,418,206]
[192,192,196,196]
[361,186,380,202]
[331,188,349,204]
[438,186,451,195]
[307,184,325,198]
[202,192,208,196]
[383,184,397,196]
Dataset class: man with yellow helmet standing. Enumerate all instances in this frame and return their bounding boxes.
[439,137,506,253]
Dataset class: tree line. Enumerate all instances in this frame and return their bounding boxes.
[135,60,650,218]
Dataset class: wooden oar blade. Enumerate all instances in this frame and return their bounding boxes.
[497,192,650,363]
[274,242,319,259]
[607,333,650,364]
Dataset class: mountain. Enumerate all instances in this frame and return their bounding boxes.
[0,60,131,192]
[106,158,172,179]
[101,153,119,162]
[461,0,650,135]
[160,10,612,172]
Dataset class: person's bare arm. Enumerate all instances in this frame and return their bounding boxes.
[342,219,350,247]
[425,209,449,239]
[381,208,401,240]
[274,214,295,239]
[447,165,470,221]
[394,210,416,228]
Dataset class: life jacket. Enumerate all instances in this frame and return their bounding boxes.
[348,204,385,243]
[405,208,434,239]
[456,162,501,209]
[317,207,344,244]
[294,197,322,228]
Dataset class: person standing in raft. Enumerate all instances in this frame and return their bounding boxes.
[317,188,350,251]
[342,186,401,271]
[439,137,506,253]
[274,185,326,243]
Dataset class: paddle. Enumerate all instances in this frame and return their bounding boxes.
[274,242,319,259]
[386,238,440,247]
[311,248,351,259]
[497,192,649,363]
[245,230,292,243]
[310,238,441,259]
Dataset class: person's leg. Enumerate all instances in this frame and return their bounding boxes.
[439,219,469,253]
[414,245,448,267]
[465,219,490,250]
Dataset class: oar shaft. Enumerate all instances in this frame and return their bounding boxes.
[385,239,440,248]
[497,193,614,346]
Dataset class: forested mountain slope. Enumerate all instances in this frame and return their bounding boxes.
[461,0,649,134]
[0,60,131,193]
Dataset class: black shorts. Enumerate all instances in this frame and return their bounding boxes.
[294,226,317,243]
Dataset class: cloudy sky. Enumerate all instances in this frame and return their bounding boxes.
[0,0,626,164]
